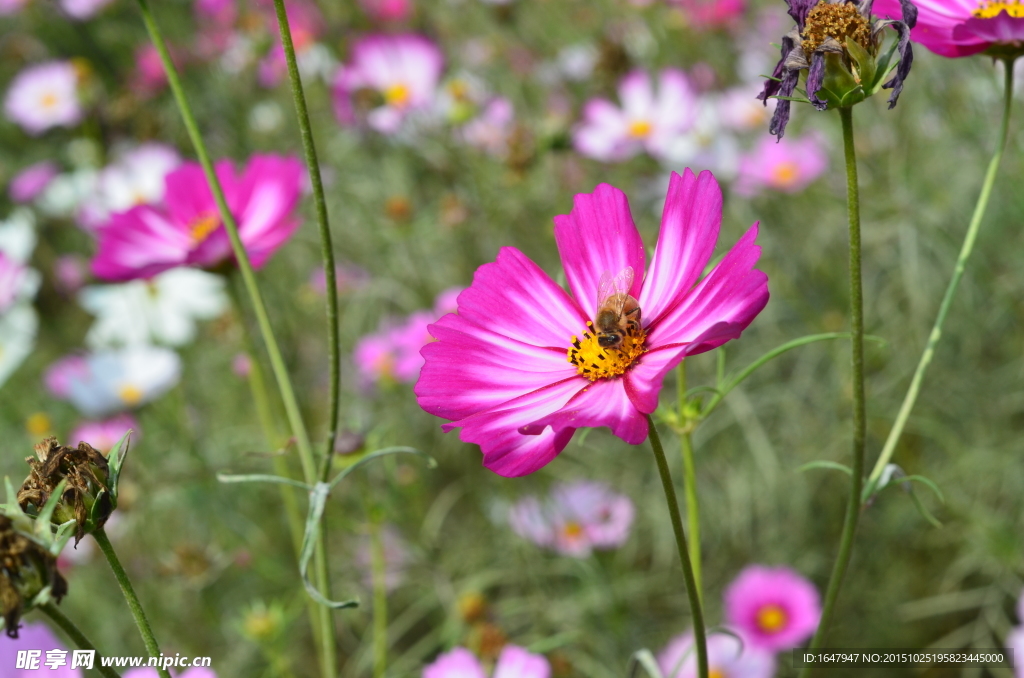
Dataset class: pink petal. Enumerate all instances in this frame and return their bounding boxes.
[618,70,655,120]
[423,647,488,678]
[493,646,551,678]
[235,154,304,267]
[954,13,1024,44]
[638,169,722,323]
[553,185,645,318]
[163,160,233,228]
[573,99,632,162]
[524,377,648,445]
[91,206,192,281]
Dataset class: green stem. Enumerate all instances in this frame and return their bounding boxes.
[40,602,122,678]
[676,363,702,603]
[865,58,1017,495]
[94,528,170,678]
[370,512,388,678]
[646,415,707,678]
[268,0,341,483]
[799,106,865,675]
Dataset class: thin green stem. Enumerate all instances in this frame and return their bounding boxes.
[646,415,707,678]
[94,528,170,678]
[866,58,1017,494]
[268,0,341,484]
[40,602,122,678]
[370,512,388,678]
[676,363,702,603]
[799,106,864,676]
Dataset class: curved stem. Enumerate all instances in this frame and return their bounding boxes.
[646,415,707,678]
[676,363,702,602]
[268,0,341,482]
[40,602,122,678]
[866,57,1017,494]
[799,106,864,676]
[94,528,170,678]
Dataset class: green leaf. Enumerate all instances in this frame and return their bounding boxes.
[328,446,435,491]
[909,488,943,528]
[627,649,667,678]
[797,460,853,476]
[216,473,312,490]
[902,475,946,504]
[106,430,132,496]
[845,38,876,93]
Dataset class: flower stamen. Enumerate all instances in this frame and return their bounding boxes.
[801,2,871,54]
[384,83,411,108]
[756,604,789,633]
[973,0,1024,17]
[189,213,220,244]
[567,321,647,382]
[628,120,653,138]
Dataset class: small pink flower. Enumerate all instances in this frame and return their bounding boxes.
[462,97,515,157]
[658,629,775,678]
[69,413,139,452]
[332,34,444,133]
[0,0,30,15]
[9,161,59,203]
[44,355,90,399]
[0,623,81,676]
[131,45,171,96]
[574,69,697,163]
[359,0,412,21]
[509,481,634,557]
[718,87,776,132]
[232,353,252,378]
[54,255,88,295]
[3,61,82,135]
[424,646,550,678]
[195,0,236,27]
[0,252,29,314]
[91,154,303,281]
[415,170,768,477]
[734,133,828,197]
[724,565,821,652]
[874,0,1020,58]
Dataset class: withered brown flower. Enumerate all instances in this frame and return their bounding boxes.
[0,515,67,637]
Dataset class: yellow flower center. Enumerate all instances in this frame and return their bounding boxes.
[447,79,470,102]
[974,0,1024,17]
[771,161,801,187]
[384,83,411,108]
[189,213,220,244]
[801,2,871,54]
[567,321,647,382]
[756,604,788,633]
[119,384,144,406]
[628,120,653,138]
[562,521,584,539]
[39,92,58,109]
[25,413,52,436]
[709,669,726,678]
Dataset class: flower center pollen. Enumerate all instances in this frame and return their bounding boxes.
[567,321,647,382]
[756,604,789,633]
[973,0,1024,17]
[771,161,801,187]
[384,83,411,108]
[39,92,58,109]
[628,120,653,138]
[801,2,871,54]
[189,213,220,244]
[708,670,725,678]
[118,384,143,406]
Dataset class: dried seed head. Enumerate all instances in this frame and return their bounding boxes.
[801,2,871,54]
[0,515,67,637]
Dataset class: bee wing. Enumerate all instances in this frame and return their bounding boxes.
[597,266,634,315]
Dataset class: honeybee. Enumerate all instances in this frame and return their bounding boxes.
[594,267,641,348]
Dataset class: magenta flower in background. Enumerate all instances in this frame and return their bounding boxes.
[9,161,59,203]
[91,154,303,281]
[332,34,444,133]
[509,481,634,557]
[875,0,1022,57]
[671,0,746,28]
[69,413,139,452]
[574,69,698,163]
[734,133,828,197]
[0,623,81,675]
[132,45,171,96]
[3,61,82,135]
[415,169,768,477]
[359,0,412,21]
[424,646,550,678]
[658,630,775,678]
[724,565,821,652]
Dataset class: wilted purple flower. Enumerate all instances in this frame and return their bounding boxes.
[658,629,775,678]
[424,646,550,678]
[724,565,821,651]
[509,481,634,557]
[9,162,59,203]
[734,133,828,197]
[3,61,82,135]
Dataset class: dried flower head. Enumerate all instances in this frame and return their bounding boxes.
[0,515,67,636]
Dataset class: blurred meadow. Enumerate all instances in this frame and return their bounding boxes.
[2,0,1024,676]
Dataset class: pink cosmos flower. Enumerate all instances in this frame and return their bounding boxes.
[3,61,82,135]
[0,623,81,676]
[658,629,775,678]
[874,0,1020,57]
[10,161,59,203]
[132,45,171,96]
[424,646,550,678]
[255,0,324,87]
[359,0,412,21]
[69,413,139,453]
[671,0,746,28]
[723,565,821,652]
[332,34,444,133]
[91,154,303,281]
[509,481,634,557]
[574,69,698,163]
[415,169,769,477]
[734,133,828,197]
[462,97,515,158]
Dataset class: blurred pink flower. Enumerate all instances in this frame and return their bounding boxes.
[0,0,30,15]
[424,646,550,678]
[132,44,172,96]
[255,0,324,86]
[359,0,412,21]
[332,34,444,133]
[9,161,59,203]
[0,623,81,675]
[0,252,29,313]
[3,61,82,135]
[509,481,634,557]
[462,97,515,157]
[44,355,90,399]
[574,69,697,163]
[54,255,88,295]
[671,0,745,28]
[873,0,1016,58]
[724,565,821,652]
[415,170,768,477]
[92,154,303,281]
[734,133,828,197]
[355,524,411,593]
[195,0,236,27]
[232,353,252,378]
[61,0,114,19]
[433,286,464,315]
[718,86,775,132]
[69,413,139,452]
[658,629,774,678]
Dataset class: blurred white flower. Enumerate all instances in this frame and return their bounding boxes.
[661,96,740,179]
[0,305,38,389]
[77,143,181,232]
[37,168,99,220]
[79,268,228,348]
[0,208,40,388]
[63,346,182,417]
